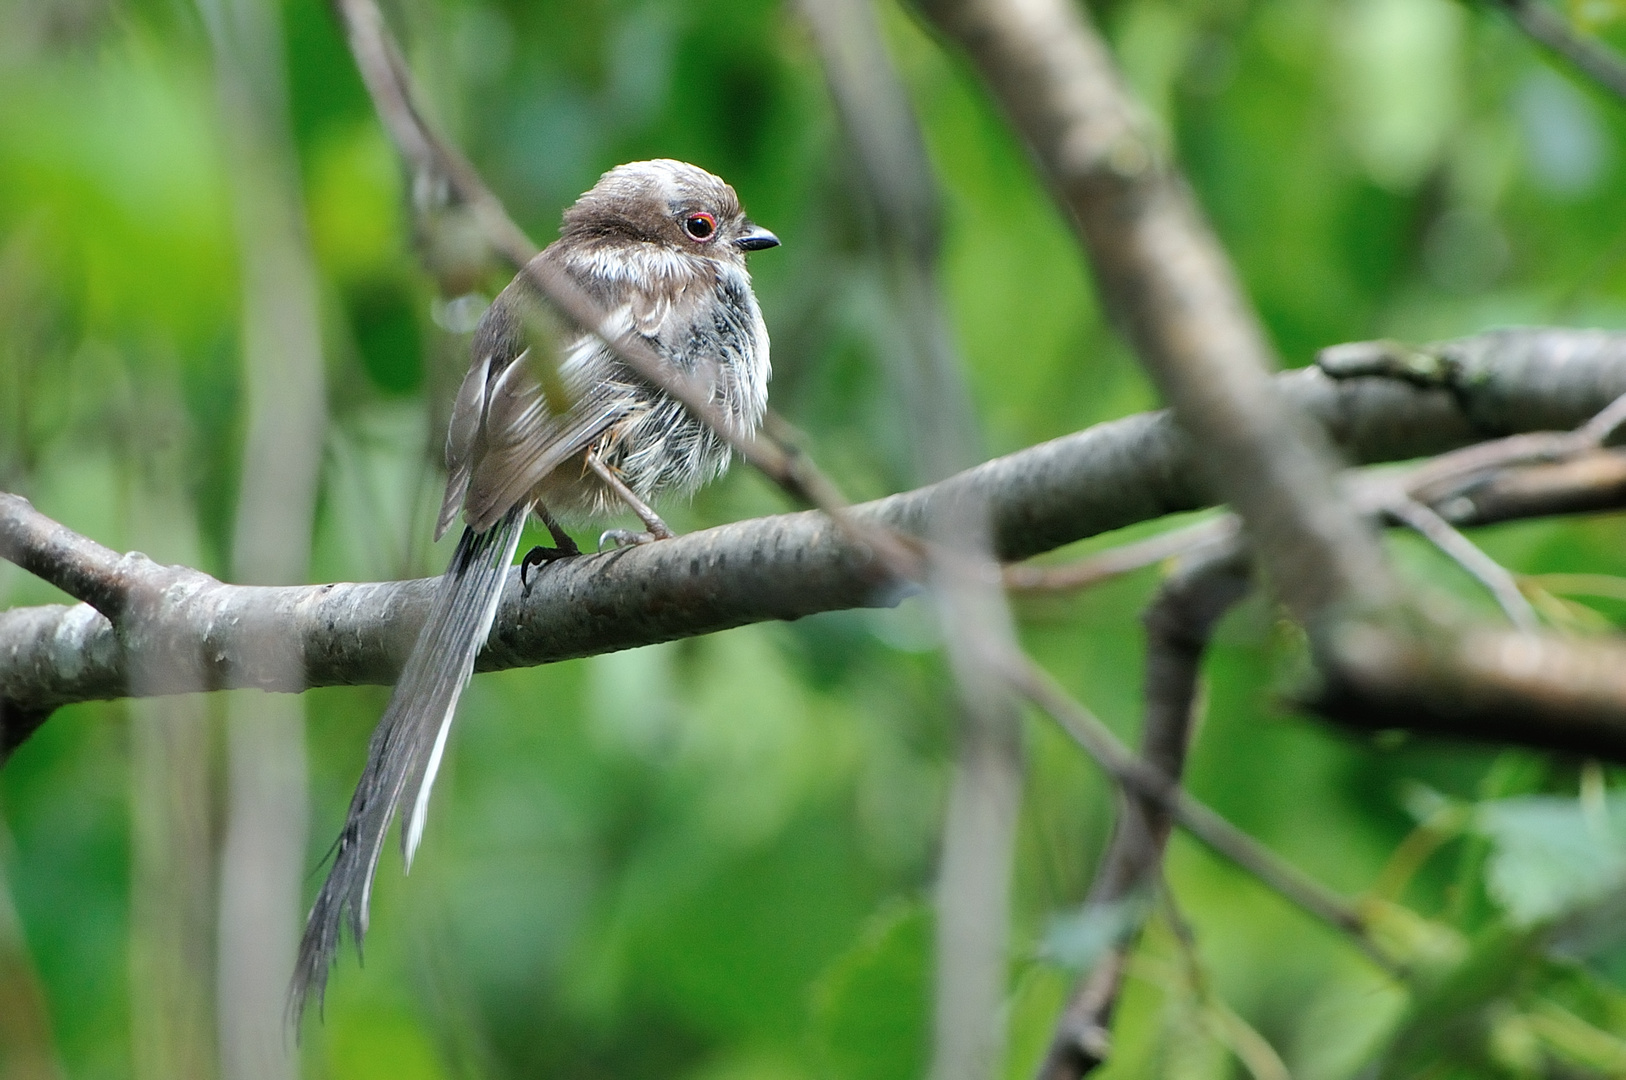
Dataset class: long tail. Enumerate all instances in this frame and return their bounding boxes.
[288,504,525,1026]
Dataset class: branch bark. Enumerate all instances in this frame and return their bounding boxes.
[6,329,1626,753]
[799,2,1026,1075]
[1037,541,1250,1079]
[916,0,1392,622]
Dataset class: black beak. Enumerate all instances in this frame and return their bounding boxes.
[735,225,780,252]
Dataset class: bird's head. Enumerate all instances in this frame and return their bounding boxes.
[561,159,779,260]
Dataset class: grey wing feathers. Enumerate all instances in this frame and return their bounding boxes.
[442,264,635,537]
[436,352,492,541]
[459,345,631,532]
[289,505,524,1027]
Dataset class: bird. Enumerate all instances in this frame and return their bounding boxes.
[289,159,779,1021]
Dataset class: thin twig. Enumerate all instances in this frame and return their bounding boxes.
[997,654,1393,970]
[1385,497,1540,632]
[1004,517,1235,594]
[1393,389,1626,508]
[1576,387,1626,444]
[1036,542,1250,1079]
[1489,0,1626,103]
[1158,886,1293,1080]
[331,0,535,270]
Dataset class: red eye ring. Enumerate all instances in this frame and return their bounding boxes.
[683,212,717,242]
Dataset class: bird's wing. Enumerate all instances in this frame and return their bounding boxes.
[435,351,491,541]
[458,335,633,533]
[458,256,720,531]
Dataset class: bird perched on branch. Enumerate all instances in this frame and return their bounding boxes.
[290,159,779,1019]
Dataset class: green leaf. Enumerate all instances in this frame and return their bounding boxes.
[1038,892,1152,973]
[810,901,931,1080]
[1474,795,1626,926]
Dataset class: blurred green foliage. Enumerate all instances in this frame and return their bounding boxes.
[5,0,1626,1074]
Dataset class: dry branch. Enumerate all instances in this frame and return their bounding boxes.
[1385,497,1540,630]
[999,656,1380,950]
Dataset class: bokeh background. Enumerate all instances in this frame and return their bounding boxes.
[4,0,1626,1075]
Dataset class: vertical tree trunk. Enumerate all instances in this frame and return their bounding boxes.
[196,0,328,1071]
[127,392,217,1080]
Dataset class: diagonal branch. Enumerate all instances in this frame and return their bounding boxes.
[999,655,1382,957]
[1385,498,1540,631]
[917,0,1394,623]
[330,0,535,274]
[1487,0,1626,103]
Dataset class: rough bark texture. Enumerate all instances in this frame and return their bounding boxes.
[918,0,1391,622]
[5,329,1626,752]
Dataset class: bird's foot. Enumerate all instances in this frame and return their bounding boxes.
[597,528,674,551]
[520,539,581,596]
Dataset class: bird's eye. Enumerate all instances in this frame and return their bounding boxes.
[683,212,716,241]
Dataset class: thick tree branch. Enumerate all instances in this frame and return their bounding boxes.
[7,329,1626,755]
[1313,617,1626,757]
[1029,423,1626,1076]
[917,0,1393,622]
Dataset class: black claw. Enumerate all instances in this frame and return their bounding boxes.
[520,543,579,595]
